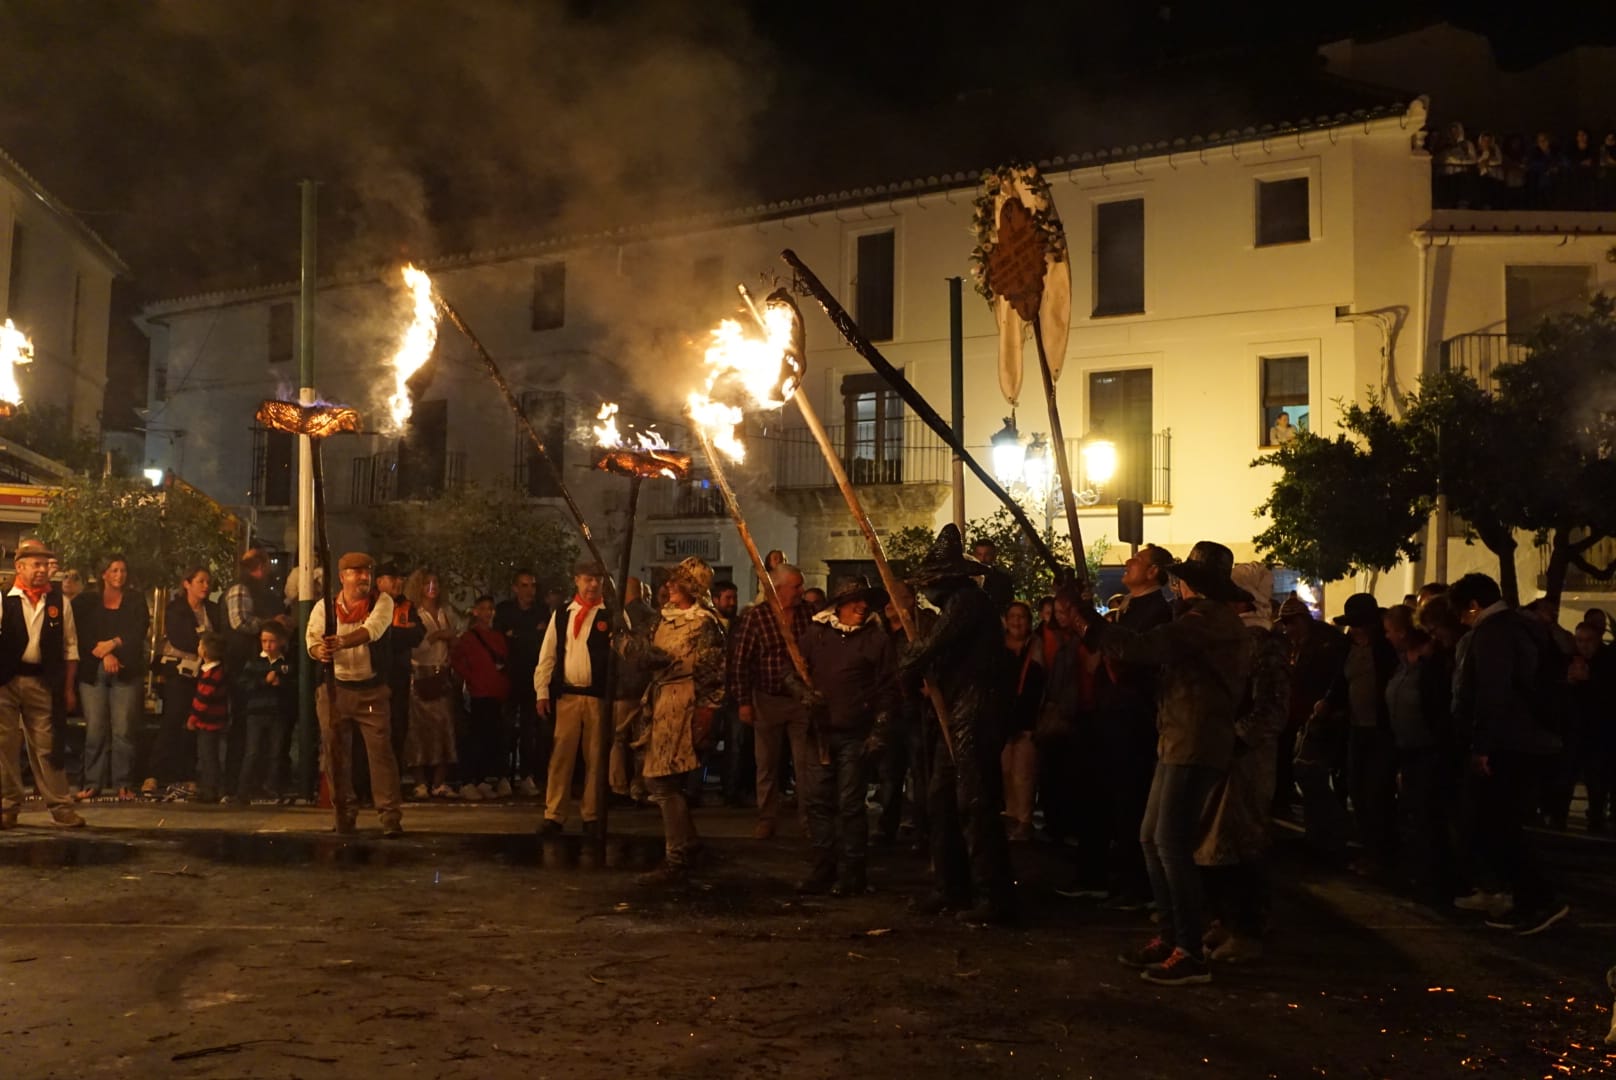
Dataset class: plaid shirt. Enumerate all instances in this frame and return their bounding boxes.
[727,601,812,705]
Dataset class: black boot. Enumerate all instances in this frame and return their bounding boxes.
[832,860,867,897]
[795,849,837,895]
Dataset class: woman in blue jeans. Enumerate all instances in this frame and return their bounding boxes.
[72,555,150,800]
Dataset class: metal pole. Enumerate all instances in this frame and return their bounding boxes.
[295,180,319,801]
[595,475,643,841]
[948,277,965,534]
[780,249,1062,575]
[1031,321,1088,589]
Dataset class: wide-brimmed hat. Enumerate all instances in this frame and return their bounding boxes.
[830,575,889,612]
[909,524,990,585]
[1333,593,1382,628]
[12,538,55,562]
[1169,541,1252,603]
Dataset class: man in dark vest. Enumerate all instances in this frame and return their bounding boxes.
[533,557,610,837]
[306,551,403,837]
[495,569,547,797]
[0,538,86,828]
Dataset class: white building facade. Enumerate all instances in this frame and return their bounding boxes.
[139,93,1616,615]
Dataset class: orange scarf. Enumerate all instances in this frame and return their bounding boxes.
[335,594,371,624]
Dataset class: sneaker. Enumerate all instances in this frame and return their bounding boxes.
[516,776,540,798]
[1141,947,1213,986]
[139,777,159,796]
[431,784,458,799]
[1453,890,1510,914]
[50,808,87,828]
[1118,936,1175,969]
[495,778,513,798]
[411,783,430,800]
[1488,903,1570,936]
[334,818,358,836]
[537,818,563,836]
[459,783,484,801]
[380,822,405,839]
[1209,935,1264,963]
[477,782,497,799]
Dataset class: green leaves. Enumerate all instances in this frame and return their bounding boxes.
[40,476,237,589]
[363,482,578,601]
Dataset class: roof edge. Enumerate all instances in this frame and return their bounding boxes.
[0,146,130,278]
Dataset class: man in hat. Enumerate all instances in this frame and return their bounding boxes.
[1314,592,1398,877]
[728,562,814,840]
[794,577,898,897]
[0,539,86,828]
[534,557,612,837]
[1077,540,1253,986]
[901,524,1016,926]
[306,552,404,837]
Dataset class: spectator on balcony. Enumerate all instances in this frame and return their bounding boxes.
[1268,412,1297,446]
[1569,128,1600,208]
[1435,122,1477,208]
[1525,131,1567,208]
[1475,131,1505,208]
[1501,133,1530,208]
[1599,132,1616,210]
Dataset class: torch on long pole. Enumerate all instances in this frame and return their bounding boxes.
[737,287,955,760]
[1030,321,1087,588]
[692,427,812,689]
[433,294,615,591]
[779,249,1066,580]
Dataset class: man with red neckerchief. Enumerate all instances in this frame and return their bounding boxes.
[533,558,612,837]
[307,551,403,837]
[0,538,85,828]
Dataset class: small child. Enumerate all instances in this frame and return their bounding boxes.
[187,632,230,803]
[451,595,511,796]
[235,623,295,804]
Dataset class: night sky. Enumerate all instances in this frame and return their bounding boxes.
[0,1,1611,300]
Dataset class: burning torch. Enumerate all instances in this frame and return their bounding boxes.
[0,318,35,419]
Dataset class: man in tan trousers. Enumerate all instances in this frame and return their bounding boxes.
[534,558,610,837]
[0,539,85,828]
[307,551,403,837]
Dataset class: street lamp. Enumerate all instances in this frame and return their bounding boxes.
[991,415,1025,484]
[1081,437,1117,489]
[1022,433,1050,498]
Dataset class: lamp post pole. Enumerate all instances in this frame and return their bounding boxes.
[295,180,319,802]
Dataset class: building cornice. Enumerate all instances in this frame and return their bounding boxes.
[0,145,129,277]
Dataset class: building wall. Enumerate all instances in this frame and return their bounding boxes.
[0,173,117,432]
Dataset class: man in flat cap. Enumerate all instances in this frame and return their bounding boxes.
[0,539,86,827]
[533,557,611,836]
[306,551,403,837]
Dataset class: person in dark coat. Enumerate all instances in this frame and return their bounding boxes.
[1318,593,1399,877]
[971,539,1015,614]
[901,525,1016,926]
[146,566,223,798]
[1570,622,1616,833]
[1080,541,1254,987]
[794,578,897,896]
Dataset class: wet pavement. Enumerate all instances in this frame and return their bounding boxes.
[1,801,1614,1078]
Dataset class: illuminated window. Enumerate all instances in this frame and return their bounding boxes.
[1260,355,1309,446]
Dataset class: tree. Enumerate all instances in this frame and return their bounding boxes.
[1253,401,1428,583]
[364,482,579,600]
[40,475,239,590]
[884,510,1103,601]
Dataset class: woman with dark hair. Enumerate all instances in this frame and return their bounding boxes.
[73,554,150,801]
[142,566,221,799]
[999,600,1044,841]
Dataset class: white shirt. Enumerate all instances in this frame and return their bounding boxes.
[8,585,80,665]
[533,598,605,701]
[306,592,394,683]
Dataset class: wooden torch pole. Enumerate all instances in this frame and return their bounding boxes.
[1030,321,1088,590]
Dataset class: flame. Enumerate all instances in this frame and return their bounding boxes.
[386,264,441,431]
[684,300,801,462]
[594,402,624,447]
[0,319,34,407]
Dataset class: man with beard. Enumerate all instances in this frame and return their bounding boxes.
[901,525,1015,926]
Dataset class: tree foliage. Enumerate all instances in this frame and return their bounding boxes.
[364,482,579,601]
[40,475,239,589]
[884,509,1107,602]
[1253,401,1428,583]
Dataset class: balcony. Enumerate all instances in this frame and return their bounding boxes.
[349,449,465,505]
[1438,333,1527,389]
[1062,429,1172,507]
[769,416,950,491]
[642,479,727,519]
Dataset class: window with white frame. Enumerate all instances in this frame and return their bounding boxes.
[1260,355,1309,446]
[1255,177,1311,246]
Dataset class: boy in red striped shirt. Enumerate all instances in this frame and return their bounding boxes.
[187,632,230,803]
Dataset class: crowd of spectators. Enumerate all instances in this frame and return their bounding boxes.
[1430,121,1616,210]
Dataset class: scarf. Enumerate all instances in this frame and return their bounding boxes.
[571,595,600,637]
[20,585,49,606]
[335,593,371,624]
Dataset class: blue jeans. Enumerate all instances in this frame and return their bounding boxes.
[1139,761,1224,951]
[79,676,141,792]
[803,730,870,867]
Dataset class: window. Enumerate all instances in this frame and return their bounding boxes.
[1093,199,1144,317]
[397,398,448,499]
[1087,368,1153,502]
[251,427,294,506]
[854,230,895,341]
[1504,264,1593,336]
[518,390,567,497]
[531,263,566,331]
[1260,355,1309,446]
[841,371,905,483]
[1256,177,1310,246]
[269,302,294,366]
